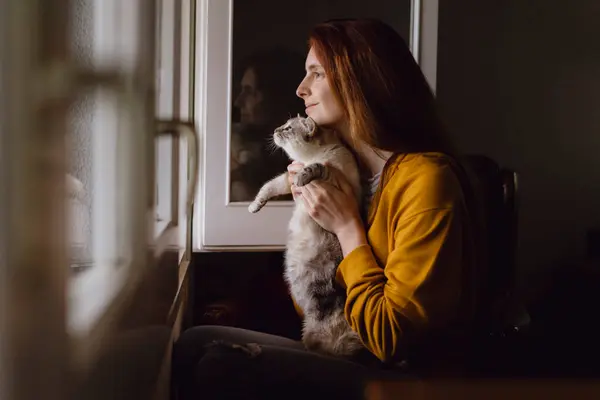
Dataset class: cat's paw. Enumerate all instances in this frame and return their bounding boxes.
[294,163,327,187]
[333,333,364,357]
[294,171,312,187]
[302,338,323,353]
[302,331,329,353]
[248,199,265,213]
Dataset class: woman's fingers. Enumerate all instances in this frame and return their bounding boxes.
[301,182,330,210]
[299,184,316,210]
[287,161,304,173]
[291,184,302,198]
[287,161,304,187]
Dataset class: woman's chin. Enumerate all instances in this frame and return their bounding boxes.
[307,114,336,129]
[311,119,334,129]
[306,112,322,125]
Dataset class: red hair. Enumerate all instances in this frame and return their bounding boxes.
[308,18,452,154]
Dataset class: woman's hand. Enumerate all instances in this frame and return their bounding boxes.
[291,163,367,256]
[287,161,304,200]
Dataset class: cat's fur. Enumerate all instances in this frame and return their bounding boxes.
[248,115,365,358]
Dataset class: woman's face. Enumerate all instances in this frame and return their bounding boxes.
[296,47,345,130]
[234,67,268,125]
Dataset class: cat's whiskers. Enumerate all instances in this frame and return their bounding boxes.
[265,136,282,156]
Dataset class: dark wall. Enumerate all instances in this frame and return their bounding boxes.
[232,0,411,63]
[437,0,600,289]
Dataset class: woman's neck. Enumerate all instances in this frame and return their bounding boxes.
[355,142,392,176]
[334,123,392,176]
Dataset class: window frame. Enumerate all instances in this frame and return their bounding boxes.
[192,0,439,250]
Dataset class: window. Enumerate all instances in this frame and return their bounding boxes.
[66,0,153,339]
[65,0,196,349]
[1,0,193,396]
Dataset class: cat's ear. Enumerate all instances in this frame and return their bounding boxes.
[305,117,317,137]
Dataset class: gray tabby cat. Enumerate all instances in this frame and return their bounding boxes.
[248,115,365,358]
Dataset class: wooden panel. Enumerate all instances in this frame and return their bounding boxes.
[191,251,302,340]
[153,282,189,400]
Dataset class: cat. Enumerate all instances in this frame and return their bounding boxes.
[248,115,365,358]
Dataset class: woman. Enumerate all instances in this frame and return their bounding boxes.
[173,18,481,399]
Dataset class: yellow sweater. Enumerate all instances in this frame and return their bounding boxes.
[295,152,478,363]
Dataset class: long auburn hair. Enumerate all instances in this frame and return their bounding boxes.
[308,18,453,155]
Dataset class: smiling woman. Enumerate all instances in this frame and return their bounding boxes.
[173,11,479,400]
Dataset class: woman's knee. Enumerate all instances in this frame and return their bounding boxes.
[172,326,269,399]
[176,325,231,352]
[176,325,302,351]
[172,326,227,379]
[172,325,284,378]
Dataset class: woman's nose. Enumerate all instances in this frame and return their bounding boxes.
[296,78,309,99]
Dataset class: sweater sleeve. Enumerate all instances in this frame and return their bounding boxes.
[335,207,464,363]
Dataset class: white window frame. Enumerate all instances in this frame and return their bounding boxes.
[193,0,439,250]
[154,0,197,268]
[177,0,195,266]
[155,0,177,239]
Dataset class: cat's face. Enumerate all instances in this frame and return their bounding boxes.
[273,115,338,160]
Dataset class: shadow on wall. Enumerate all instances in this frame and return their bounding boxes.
[437,0,600,291]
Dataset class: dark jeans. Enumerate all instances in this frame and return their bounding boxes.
[172,325,402,400]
